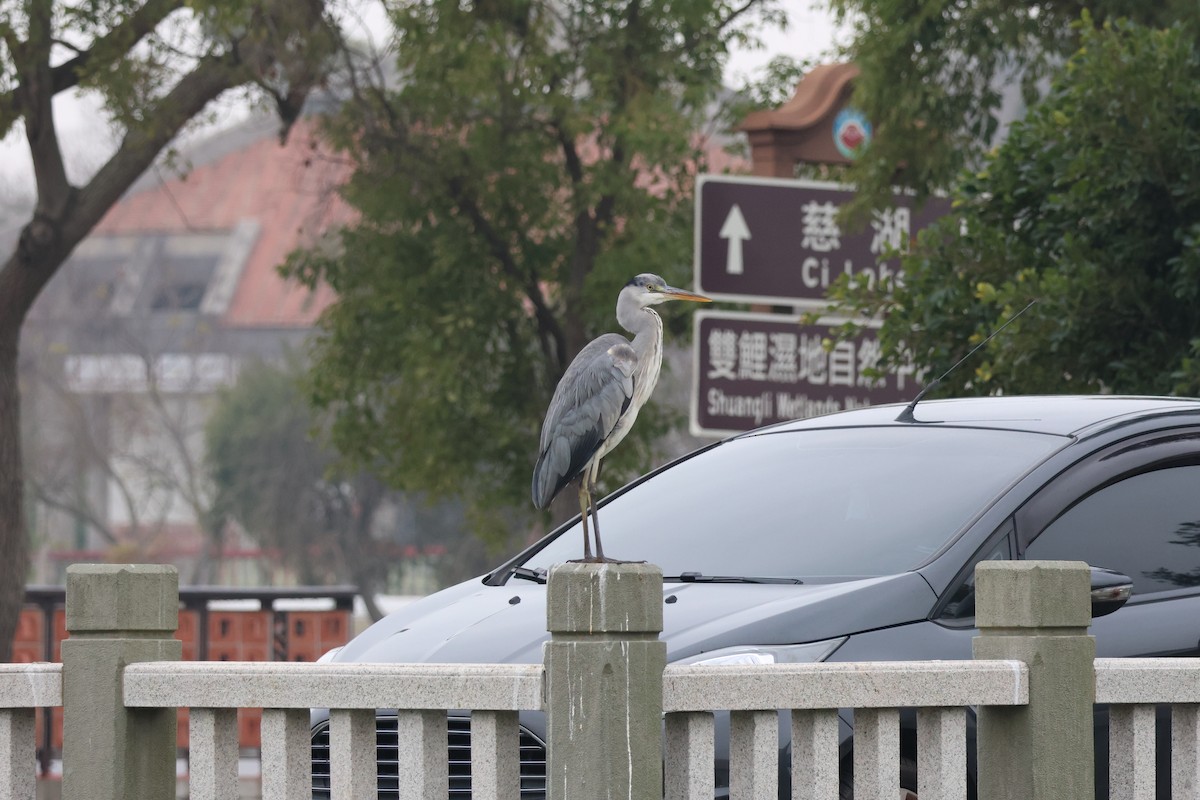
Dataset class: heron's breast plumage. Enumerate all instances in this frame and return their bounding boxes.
[594,308,663,464]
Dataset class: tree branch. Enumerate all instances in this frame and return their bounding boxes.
[69,51,241,246]
[30,484,121,546]
[21,0,71,218]
[447,175,568,371]
[716,0,760,32]
[0,19,20,57]
[0,0,178,142]
[49,38,84,55]
[553,121,585,185]
[2,50,241,333]
[51,0,179,94]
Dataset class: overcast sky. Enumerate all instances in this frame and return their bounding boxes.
[0,0,845,190]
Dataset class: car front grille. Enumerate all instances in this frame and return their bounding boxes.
[311,714,548,799]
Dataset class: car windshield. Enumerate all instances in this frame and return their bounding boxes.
[522,426,1067,579]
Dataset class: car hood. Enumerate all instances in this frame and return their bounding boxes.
[333,571,936,665]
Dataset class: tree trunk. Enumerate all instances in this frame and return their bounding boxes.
[0,209,76,662]
[344,544,386,623]
[357,582,386,623]
[344,486,388,623]
[0,57,241,660]
[0,323,28,662]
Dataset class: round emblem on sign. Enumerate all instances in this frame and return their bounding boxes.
[833,108,872,160]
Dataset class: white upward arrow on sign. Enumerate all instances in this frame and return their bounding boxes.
[719,204,751,274]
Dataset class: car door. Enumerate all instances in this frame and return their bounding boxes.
[1015,431,1200,658]
[1014,429,1200,800]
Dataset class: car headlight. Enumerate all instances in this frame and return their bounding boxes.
[674,637,847,666]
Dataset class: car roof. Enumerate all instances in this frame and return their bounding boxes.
[752,395,1200,438]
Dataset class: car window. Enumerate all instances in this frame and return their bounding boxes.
[524,426,1066,579]
[1024,465,1200,595]
[937,528,1013,621]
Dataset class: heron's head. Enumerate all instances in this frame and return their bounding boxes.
[624,273,711,307]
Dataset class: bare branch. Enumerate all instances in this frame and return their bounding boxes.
[28,485,120,546]
[716,0,760,31]
[20,354,153,543]
[140,369,210,514]
[679,0,762,58]
[49,38,84,55]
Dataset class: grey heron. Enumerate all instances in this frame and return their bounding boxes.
[532,273,711,561]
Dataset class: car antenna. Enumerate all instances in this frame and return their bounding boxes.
[895,300,1037,424]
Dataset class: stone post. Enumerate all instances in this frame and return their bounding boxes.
[973,560,1095,800]
[61,564,181,800]
[544,562,666,800]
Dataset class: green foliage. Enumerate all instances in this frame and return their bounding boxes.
[825,21,1200,396]
[205,357,485,590]
[0,0,335,140]
[286,0,778,528]
[205,358,329,562]
[830,0,1200,213]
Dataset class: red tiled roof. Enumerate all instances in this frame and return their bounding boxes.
[96,118,355,327]
[93,116,747,329]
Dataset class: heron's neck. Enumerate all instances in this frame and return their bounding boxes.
[622,305,663,382]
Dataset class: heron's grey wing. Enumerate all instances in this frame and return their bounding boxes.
[532,334,636,508]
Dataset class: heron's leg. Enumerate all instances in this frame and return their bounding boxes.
[587,463,606,561]
[590,496,605,561]
[577,481,593,561]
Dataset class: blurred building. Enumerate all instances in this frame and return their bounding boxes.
[20,114,356,585]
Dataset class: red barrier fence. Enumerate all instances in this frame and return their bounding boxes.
[15,584,357,770]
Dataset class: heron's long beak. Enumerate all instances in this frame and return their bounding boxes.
[662,286,712,303]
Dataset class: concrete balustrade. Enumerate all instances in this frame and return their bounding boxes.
[123,661,544,799]
[1,560,1199,800]
[544,562,666,800]
[259,708,311,800]
[0,664,61,800]
[122,661,545,709]
[975,560,1096,800]
[662,659,1030,710]
[61,564,181,800]
[1096,658,1200,800]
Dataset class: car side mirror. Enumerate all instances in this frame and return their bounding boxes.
[1089,566,1134,619]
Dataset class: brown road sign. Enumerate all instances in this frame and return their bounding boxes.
[691,310,919,437]
[694,175,949,306]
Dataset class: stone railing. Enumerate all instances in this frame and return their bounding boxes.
[1095,658,1200,799]
[124,662,542,799]
[662,659,1027,800]
[1,560,1199,800]
[0,662,60,800]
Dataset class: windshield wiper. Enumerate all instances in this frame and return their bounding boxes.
[667,572,803,585]
[508,566,548,584]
